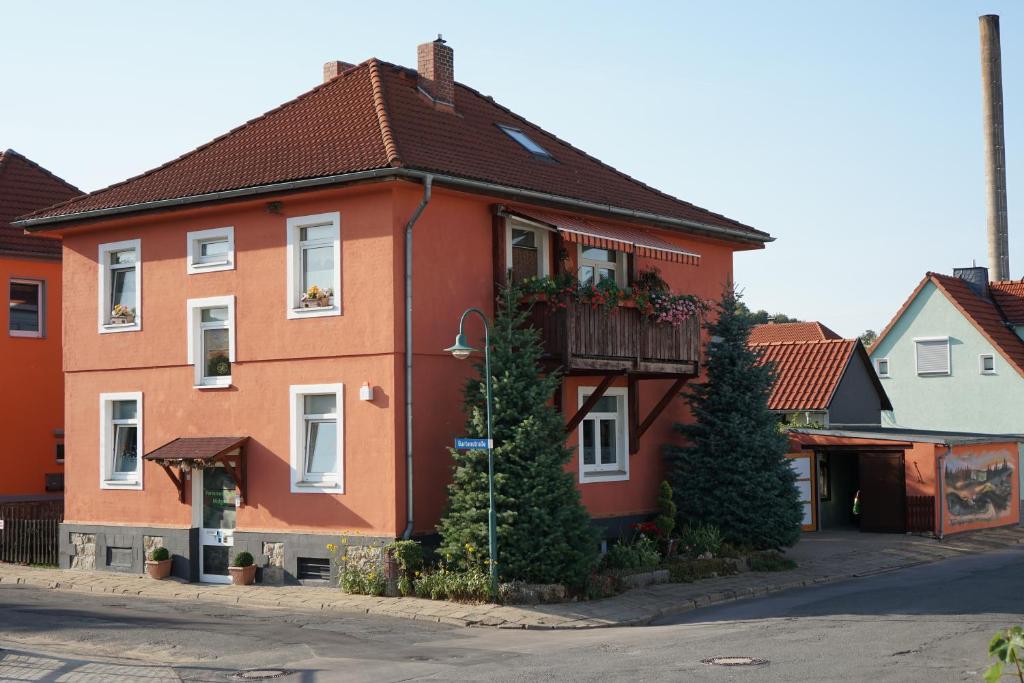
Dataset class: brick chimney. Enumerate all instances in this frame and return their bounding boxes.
[323,60,354,83]
[417,35,454,107]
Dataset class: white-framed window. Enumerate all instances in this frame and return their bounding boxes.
[577,386,628,483]
[98,239,141,333]
[980,353,996,375]
[289,384,344,493]
[99,392,143,490]
[286,212,341,319]
[186,226,234,274]
[875,358,890,378]
[914,337,951,376]
[578,244,624,287]
[186,296,236,388]
[506,220,550,281]
[9,278,44,338]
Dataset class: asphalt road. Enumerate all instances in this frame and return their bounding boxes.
[2,547,1023,682]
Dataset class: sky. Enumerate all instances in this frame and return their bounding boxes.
[3,1,1021,337]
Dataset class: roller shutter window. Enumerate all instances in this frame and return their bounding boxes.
[915,339,950,375]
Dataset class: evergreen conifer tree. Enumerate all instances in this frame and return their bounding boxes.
[438,285,598,588]
[666,285,802,549]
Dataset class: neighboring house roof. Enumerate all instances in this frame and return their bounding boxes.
[749,321,841,344]
[0,149,80,259]
[752,338,892,412]
[871,272,1024,379]
[990,280,1024,325]
[16,59,768,244]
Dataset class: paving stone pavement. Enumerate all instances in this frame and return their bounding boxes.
[1,526,1021,630]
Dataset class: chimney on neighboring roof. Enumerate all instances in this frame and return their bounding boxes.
[954,265,991,298]
[417,35,454,107]
[980,15,1010,281]
[323,60,354,82]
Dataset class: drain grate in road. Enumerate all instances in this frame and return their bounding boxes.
[233,670,291,680]
[702,656,768,667]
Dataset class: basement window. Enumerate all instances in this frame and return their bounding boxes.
[497,124,553,159]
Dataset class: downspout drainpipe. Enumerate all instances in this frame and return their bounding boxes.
[937,445,950,540]
[402,175,433,540]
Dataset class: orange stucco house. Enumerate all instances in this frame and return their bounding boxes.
[15,39,773,583]
[1,150,79,505]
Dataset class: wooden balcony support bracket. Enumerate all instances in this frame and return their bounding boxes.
[565,371,624,433]
[636,376,690,444]
[628,373,640,455]
[158,464,187,503]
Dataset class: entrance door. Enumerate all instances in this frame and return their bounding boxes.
[193,466,237,583]
[858,452,906,533]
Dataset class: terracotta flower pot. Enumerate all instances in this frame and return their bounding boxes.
[229,564,257,586]
[145,559,172,580]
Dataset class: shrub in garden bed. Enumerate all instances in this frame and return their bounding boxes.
[666,558,739,583]
[677,522,723,559]
[601,533,661,572]
[747,551,797,572]
[414,565,491,603]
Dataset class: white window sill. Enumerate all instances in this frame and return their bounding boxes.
[100,322,140,334]
[188,260,233,274]
[292,479,343,493]
[580,470,628,483]
[194,381,233,390]
[9,330,43,338]
[288,305,339,319]
[101,478,141,490]
[981,372,997,376]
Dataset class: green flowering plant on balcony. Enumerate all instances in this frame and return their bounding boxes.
[517,267,706,326]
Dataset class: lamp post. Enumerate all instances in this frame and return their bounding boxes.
[444,307,497,595]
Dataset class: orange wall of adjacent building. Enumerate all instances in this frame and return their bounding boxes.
[0,255,64,498]
[61,184,403,535]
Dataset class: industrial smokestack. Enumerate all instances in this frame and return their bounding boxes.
[980,14,1010,281]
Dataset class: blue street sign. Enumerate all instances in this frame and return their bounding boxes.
[455,437,492,450]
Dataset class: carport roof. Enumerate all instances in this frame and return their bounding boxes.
[789,427,1023,447]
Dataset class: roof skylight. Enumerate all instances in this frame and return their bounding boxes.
[497,124,553,158]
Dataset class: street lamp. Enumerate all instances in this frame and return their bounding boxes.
[444,307,497,596]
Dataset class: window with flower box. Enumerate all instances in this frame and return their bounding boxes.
[286,213,341,319]
[578,244,624,287]
[187,296,235,388]
[98,239,141,333]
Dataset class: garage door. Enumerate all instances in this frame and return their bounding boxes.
[858,452,906,533]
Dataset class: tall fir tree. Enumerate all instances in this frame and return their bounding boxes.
[666,285,802,549]
[437,285,597,588]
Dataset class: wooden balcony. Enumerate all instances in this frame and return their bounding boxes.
[528,299,701,376]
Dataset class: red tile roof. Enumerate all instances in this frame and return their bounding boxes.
[871,272,1024,379]
[990,280,1024,324]
[18,59,767,243]
[749,321,841,344]
[144,436,248,462]
[752,339,859,411]
[0,150,80,259]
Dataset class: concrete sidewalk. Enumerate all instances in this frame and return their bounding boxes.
[2,526,1022,630]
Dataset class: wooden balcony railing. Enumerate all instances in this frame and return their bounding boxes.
[528,299,701,375]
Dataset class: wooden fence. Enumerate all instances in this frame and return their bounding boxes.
[0,518,59,566]
[906,495,935,533]
[0,500,63,566]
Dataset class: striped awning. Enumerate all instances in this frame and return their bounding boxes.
[501,206,700,265]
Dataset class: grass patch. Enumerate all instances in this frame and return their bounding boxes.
[747,551,797,572]
[666,558,738,583]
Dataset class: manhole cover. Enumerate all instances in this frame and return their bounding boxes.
[702,657,768,667]
[233,670,291,680]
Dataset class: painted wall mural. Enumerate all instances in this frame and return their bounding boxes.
[943,444,1018,533]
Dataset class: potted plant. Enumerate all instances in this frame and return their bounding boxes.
[301,285,333,308]
[229,550,256,586]
[110,304,135,325]
[145,546,172,580]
